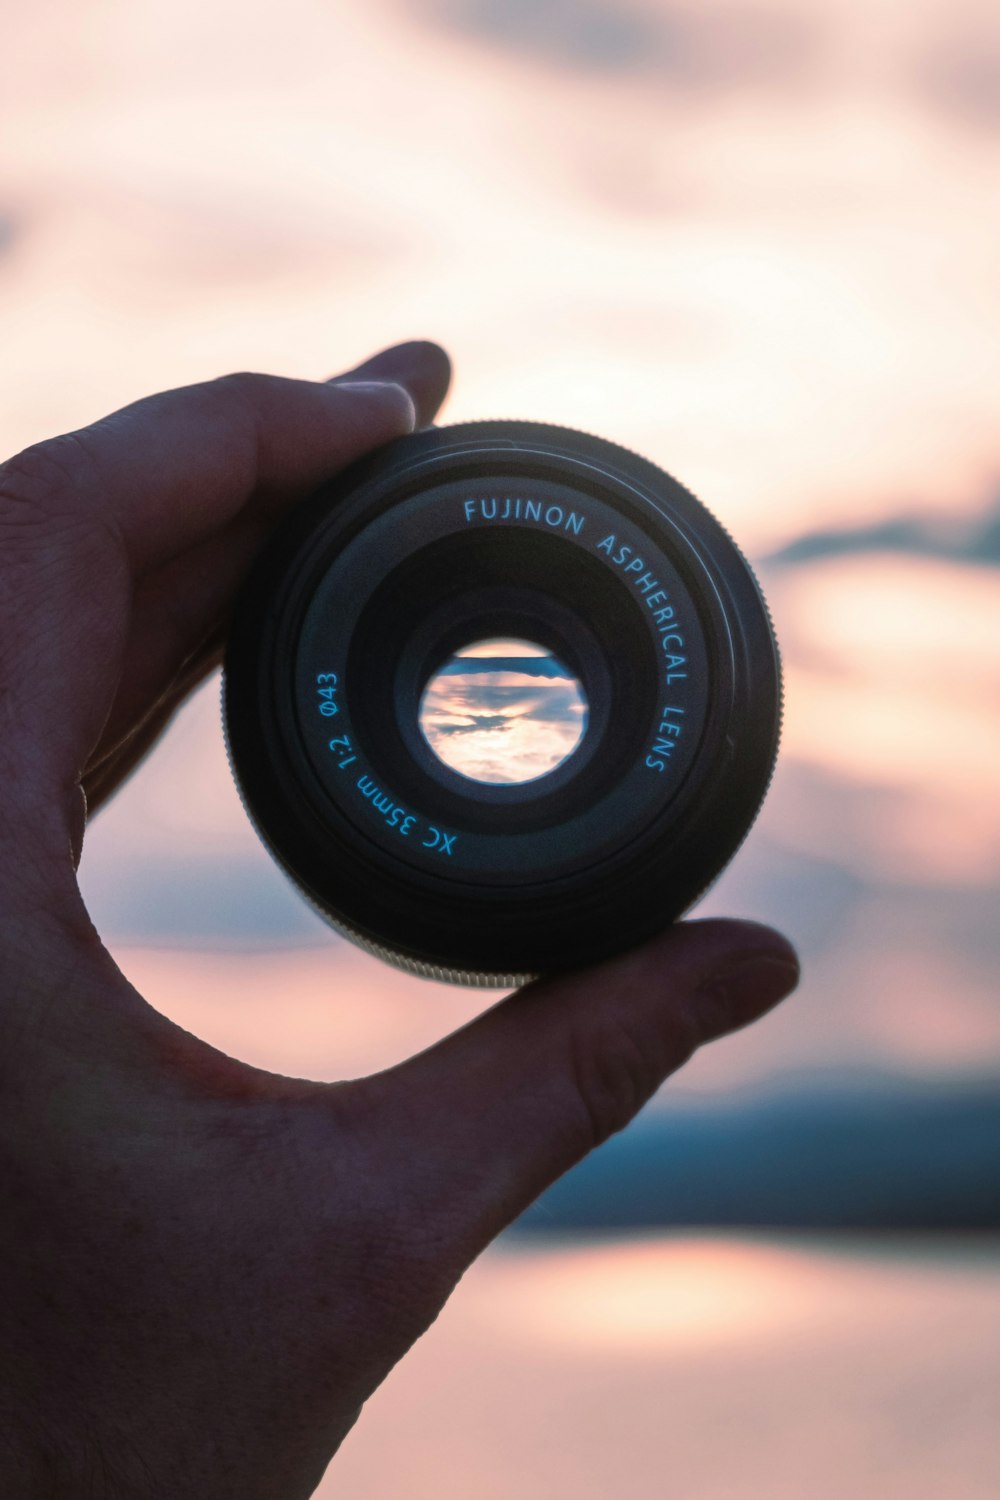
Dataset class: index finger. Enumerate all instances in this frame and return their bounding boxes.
[0,342,449,825]
[14,342,449,577]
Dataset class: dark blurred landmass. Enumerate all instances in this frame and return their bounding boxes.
[513,1076,1000,1233]
[766,498,1000,568]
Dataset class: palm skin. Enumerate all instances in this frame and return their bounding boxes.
[0,340,798,1497]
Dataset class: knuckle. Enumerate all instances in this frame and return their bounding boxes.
[211,369,271,414]
[209,372,270,465]
[215,368,266,389]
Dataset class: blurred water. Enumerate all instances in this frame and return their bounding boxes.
[325,1234,1000,1500]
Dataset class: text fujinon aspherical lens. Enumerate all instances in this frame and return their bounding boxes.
[223,422,781,986]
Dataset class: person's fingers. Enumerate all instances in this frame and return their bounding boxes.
[86,345,451,773]
[84,516,280,769]
[2,340,449,591]
[362,920,799,1258]
[82,631,226,822]
[22,373,414,577]
[0,344,449,812]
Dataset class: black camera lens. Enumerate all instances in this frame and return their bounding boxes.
[223,421,781,986]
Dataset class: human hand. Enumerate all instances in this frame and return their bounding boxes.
[0,341,799,1497]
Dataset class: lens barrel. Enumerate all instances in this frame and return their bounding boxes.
[223,421,781,986]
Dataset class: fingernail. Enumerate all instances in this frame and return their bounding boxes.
[334,378,411,399]
[334,341,451,427]
[695,952,800,1038]
[333,379,417,428]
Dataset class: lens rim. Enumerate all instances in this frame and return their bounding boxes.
[224,421,781,983]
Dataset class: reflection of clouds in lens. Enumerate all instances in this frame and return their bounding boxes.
[435,713,515,737]
[420,638,588,783]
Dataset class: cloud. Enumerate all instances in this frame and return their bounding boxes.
[0,213,18,257]
[915,23,1000,133]
[434,713,516,736]
[430,0,654,72]
[425,665,588,732]
[765,497,1000,568]
[417,0,818,92]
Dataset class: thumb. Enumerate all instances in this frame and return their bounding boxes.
[367,920,799,1255]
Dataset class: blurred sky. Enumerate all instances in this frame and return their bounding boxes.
[2,0,999,1494]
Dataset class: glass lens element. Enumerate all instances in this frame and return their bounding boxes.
[418,637,589,785]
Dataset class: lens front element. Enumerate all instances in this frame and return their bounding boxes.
[418,638,589,787]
